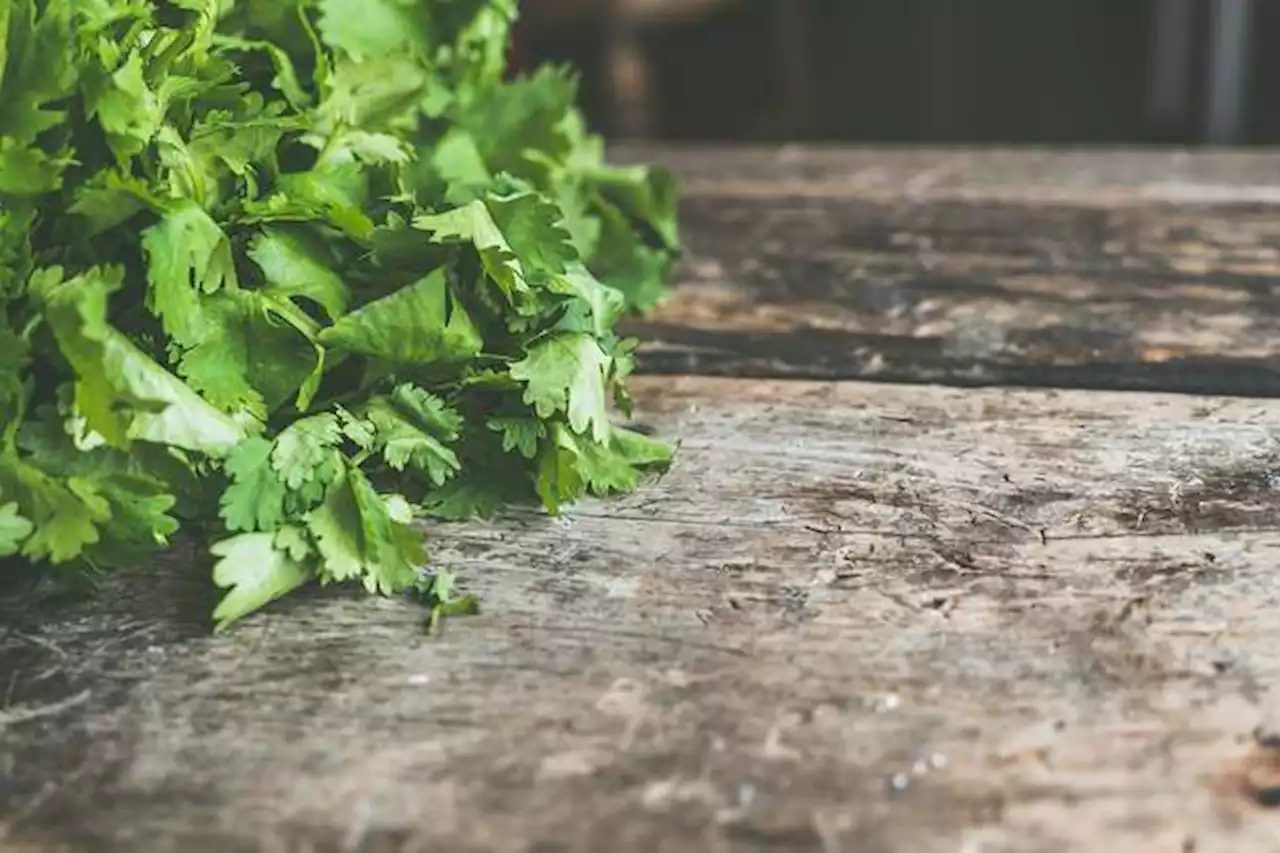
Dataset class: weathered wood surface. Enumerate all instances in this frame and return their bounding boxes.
[617,146,1280,396]
[8,146,1280,852]
[7,378,1280,852]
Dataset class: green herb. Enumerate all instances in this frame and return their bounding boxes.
[0,0,679,630]
[413,567,480,634]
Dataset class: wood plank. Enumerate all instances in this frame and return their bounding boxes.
[612,145,1280,202]
[612,146,1280,396]
[6,376,1280,851]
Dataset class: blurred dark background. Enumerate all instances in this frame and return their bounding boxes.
[512,0,1280,146]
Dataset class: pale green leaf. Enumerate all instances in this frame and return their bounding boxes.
[509,332,612,442]
[0,500,33,557]
[248,228,350,321]
[211,532,313,631]
[317,268,482,365]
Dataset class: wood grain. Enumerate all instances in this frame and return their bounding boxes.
[6,377,1280,852]
[612,145,1280,203]
[616,146,1280,395]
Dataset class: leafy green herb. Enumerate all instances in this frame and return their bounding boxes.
[0,0,679,630]
[413,567,480,633]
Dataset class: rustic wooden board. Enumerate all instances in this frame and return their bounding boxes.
[613,145,1280,202]
[6,376,1280,852]
[615,146,1280,396]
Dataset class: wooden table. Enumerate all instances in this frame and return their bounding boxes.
[6,147,1280,852]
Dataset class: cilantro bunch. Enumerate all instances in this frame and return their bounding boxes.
[0,0,680,628]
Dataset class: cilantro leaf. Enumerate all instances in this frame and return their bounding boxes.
[219,437,287,532]
[305,461,422,595]
[451,64,578,178]
[89,50,165,162]
[535,423,673,515]
[0,139,74,196]
[416,567,480,633]
[31,265,247,457]
[70,171,162,236]
[487,415,543,459]
[413,198,532,301]
[271,413,345,505]
[141,201,239,347]
[363,387,462,483]
[412,187,580,322]
[0,496,33,558]
[549,263,626,338]
[316,0,432,61]
[509,332,612,442]
[3,461,112,564]
[0,0,80,147]
[211,532,313,631]
[317,267,483,365]
[249,229,350,322]
[89,474,182,563]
